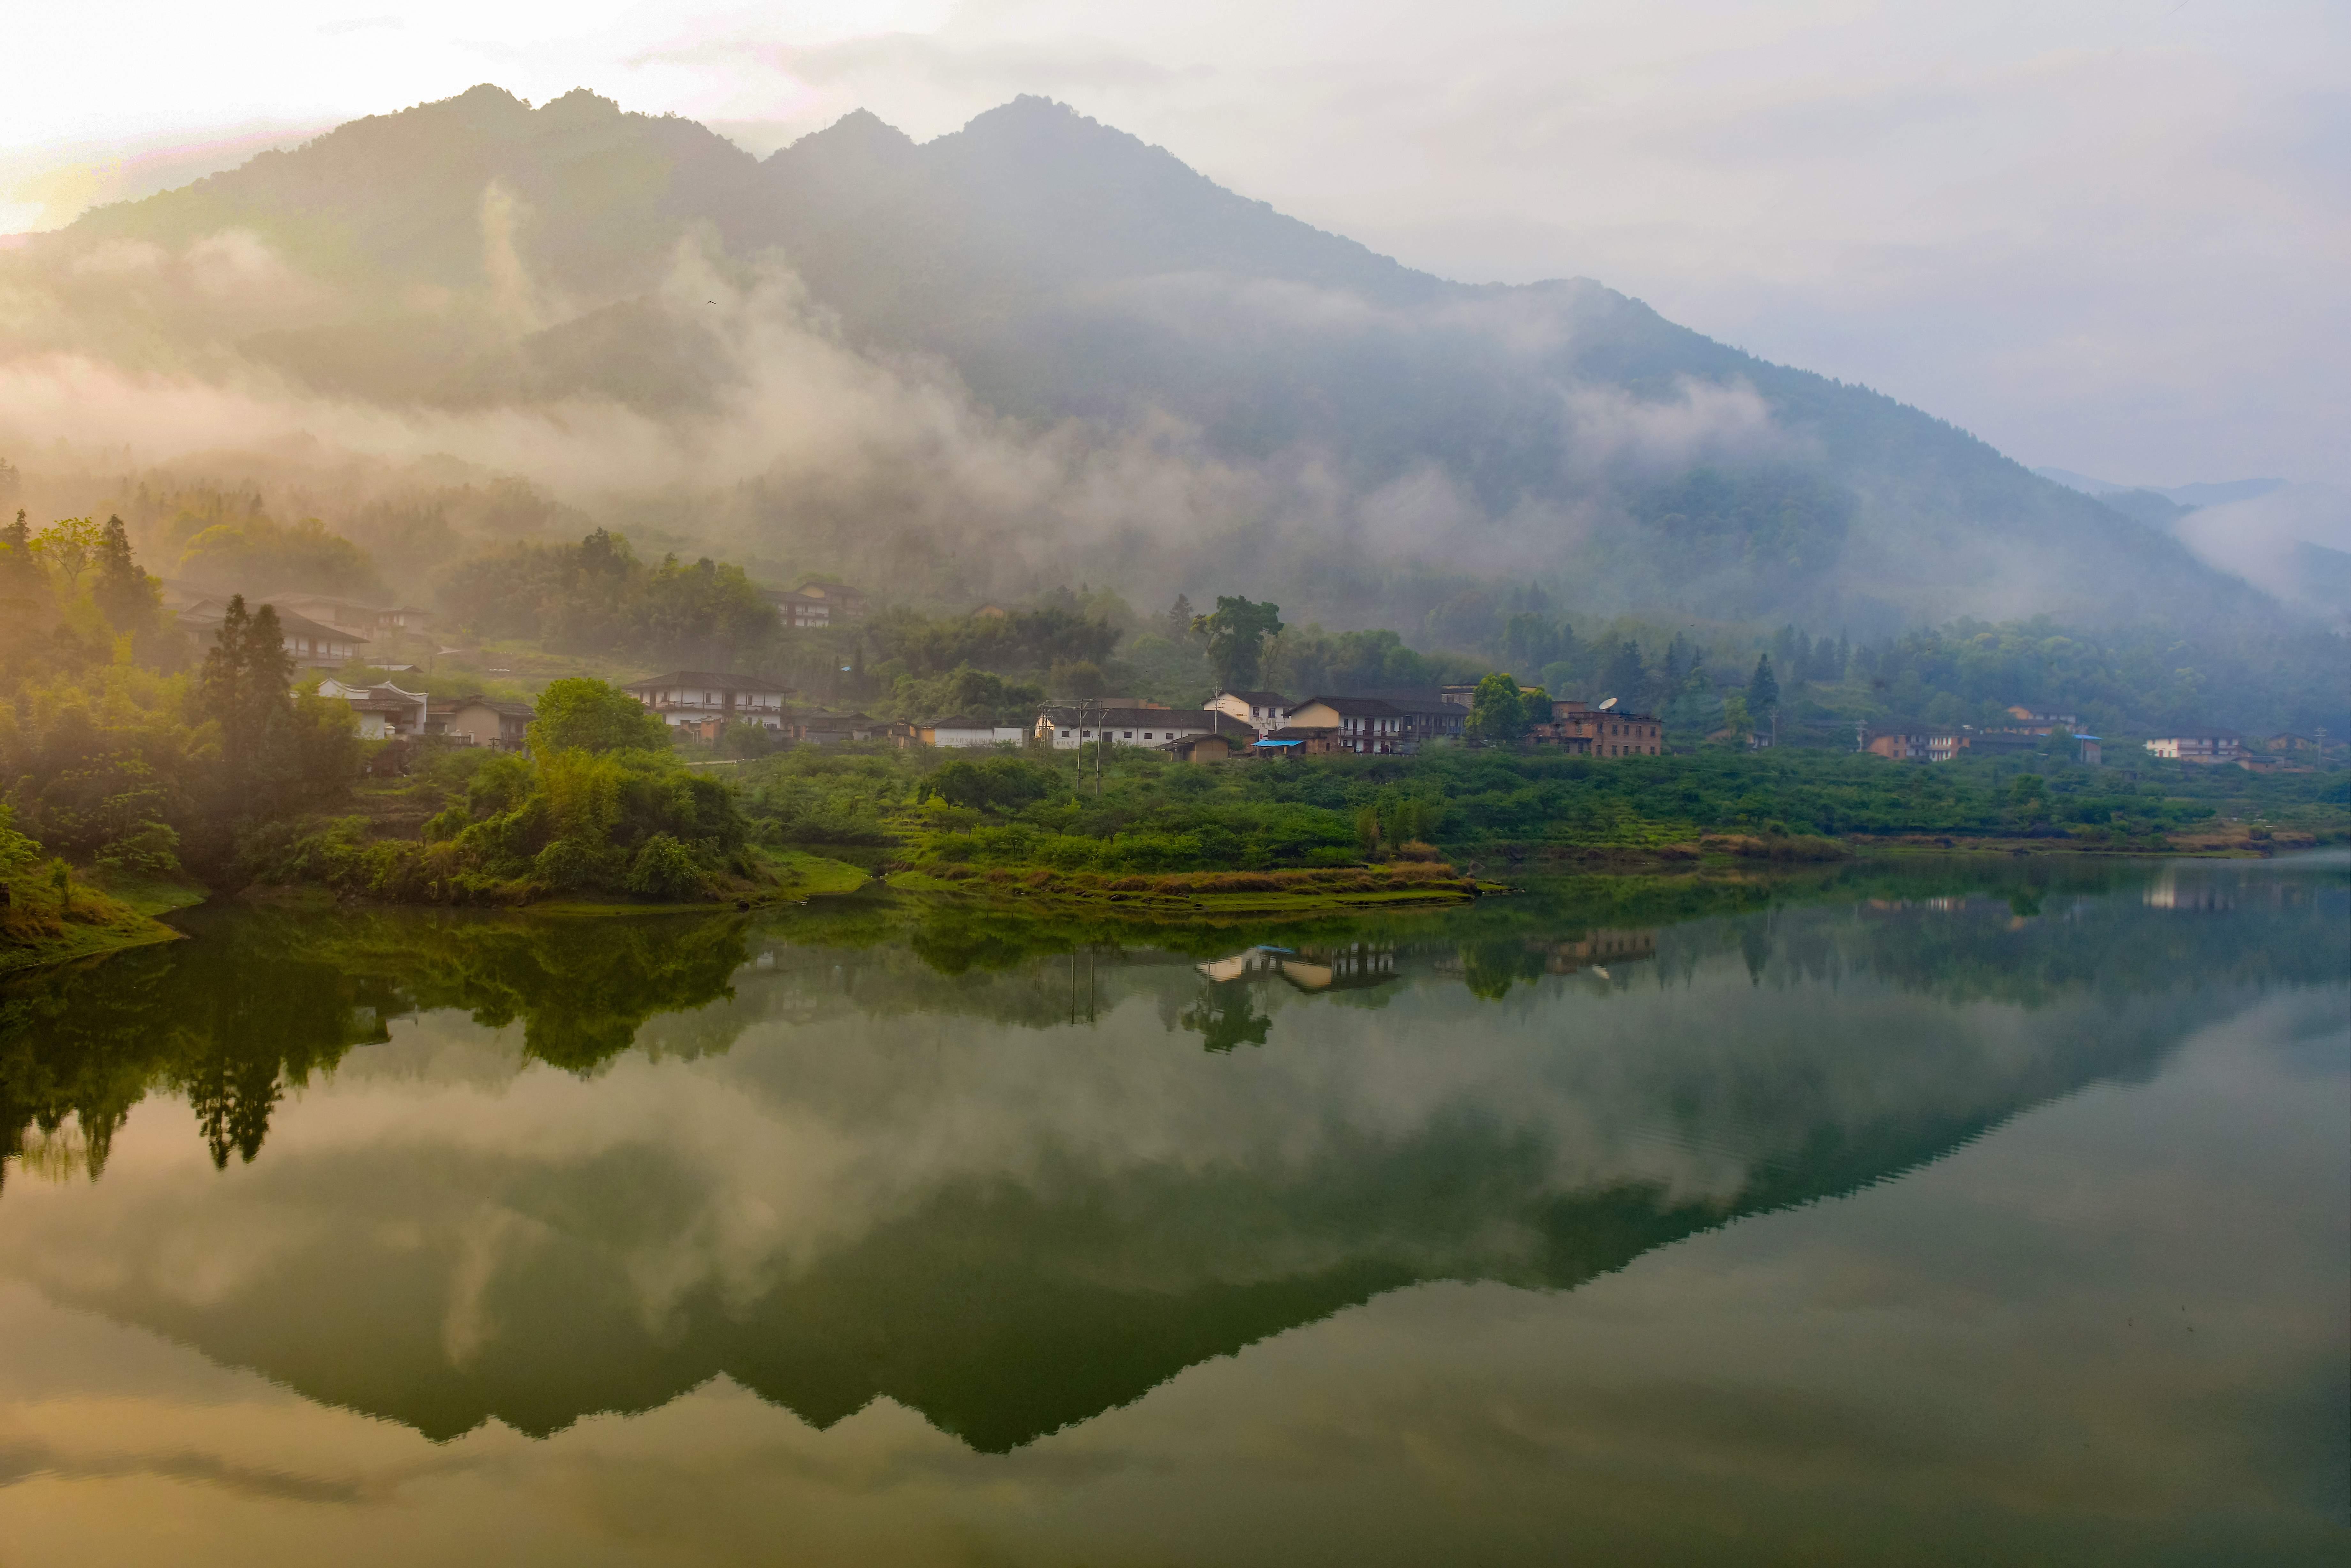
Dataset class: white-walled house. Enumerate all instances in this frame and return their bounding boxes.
[915,718,1030,747]
[2145,731,2245,765]
[1205,690,1294,734]
[1035,706,1218,750]
[317,679,428,739]
[622,670,792,729]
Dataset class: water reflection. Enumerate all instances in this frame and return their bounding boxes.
[0,856,2348,1464]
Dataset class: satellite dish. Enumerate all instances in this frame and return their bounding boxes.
[1598,697,1618,710]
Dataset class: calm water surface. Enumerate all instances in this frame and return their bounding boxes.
[3,857,2349,1564]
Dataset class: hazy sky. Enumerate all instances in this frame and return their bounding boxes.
[5,0,2344,487]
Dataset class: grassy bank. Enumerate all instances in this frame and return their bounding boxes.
[738,741,2351,873]
[0,862,197,976]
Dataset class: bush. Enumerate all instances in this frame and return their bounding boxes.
[625,833,707,900]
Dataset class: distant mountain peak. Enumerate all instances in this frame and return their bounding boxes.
[538,87,624,123]
[776,107,917,161]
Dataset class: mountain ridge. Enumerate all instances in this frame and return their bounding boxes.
[20,85,2277,630]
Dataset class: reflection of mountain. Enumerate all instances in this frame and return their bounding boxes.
[7,862,2351,1453]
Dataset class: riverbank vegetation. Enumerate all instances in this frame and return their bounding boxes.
[737,739,2350,876]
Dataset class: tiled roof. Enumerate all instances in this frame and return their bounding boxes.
[1040,706,1215,731]
[622,670,790,693]
[1295,695,1404,718]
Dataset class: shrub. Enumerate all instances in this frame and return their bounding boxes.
[624,833,706,900]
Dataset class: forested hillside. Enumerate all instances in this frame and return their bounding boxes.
[11,86,2265,635]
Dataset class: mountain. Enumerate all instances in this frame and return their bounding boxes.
[19,87,2278,630]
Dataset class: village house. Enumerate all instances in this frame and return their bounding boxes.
[316,679,428,739]
[1036,706,1219,749]
[1539,699,1663,757]
[1287,696,1412,754]
[1205,690,1295,734]
[2144,730,2245,765]
[278,595,434,640]
[431,695,535,749]
[795,712,885,744]
[622,670,792,729]
[1166,715,1257,762]
[1863,720,1966,762]
[1250,727,1346,759]
[2004,704,2079,735]
[764,580,867,629]
[912,717,1030,748]
[1965,729,2045,757]
[186,604,368,669]
[2075,735,2103,766]
[1378,693,1469,744]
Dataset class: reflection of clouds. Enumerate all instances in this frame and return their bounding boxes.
[2,1002,2347,1563]
[0,940,2191,1365]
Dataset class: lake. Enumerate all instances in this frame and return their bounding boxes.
[3,856,2349,1564]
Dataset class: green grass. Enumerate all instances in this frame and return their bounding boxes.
[0,869,187,976]
[763,849,872,897]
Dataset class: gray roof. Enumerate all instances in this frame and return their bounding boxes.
[1295,695,1405,718]
[182,605,370,646]
[1041,706,1215,731]
[623,670,790,694]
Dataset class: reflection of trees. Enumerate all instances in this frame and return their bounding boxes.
[1179,985,1272,1052]
[0,908,753,1187]
[12,858,2351,1454]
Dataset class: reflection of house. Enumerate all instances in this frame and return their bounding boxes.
[317,679,428,739]
[432,695,534,748]
[623,670,791,729]
[1276,943,1398,991]
[765,580,867,629]
[1538,928,1657,974]
[1036,706,1218,749]
[1197,947,1289,984]
[1538,700,1663,757]
[1195,943,1397,991]
[185,605,367,669]
[2144,873,2231,910]
[2144,730,2244,765]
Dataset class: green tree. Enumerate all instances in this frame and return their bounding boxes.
[528,678,673,756]
[1601,640,1647,705]
[93,515,157,635]
[0,509,37,602]
[1467,672,1529,743]
[1747,654,1781,719]
[1191,596,1284,692]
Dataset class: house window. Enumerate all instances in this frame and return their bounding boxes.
[1145,732,1155,740]
[1124,731,1134,739]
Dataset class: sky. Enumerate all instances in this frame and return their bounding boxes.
[3,0,2344,488]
